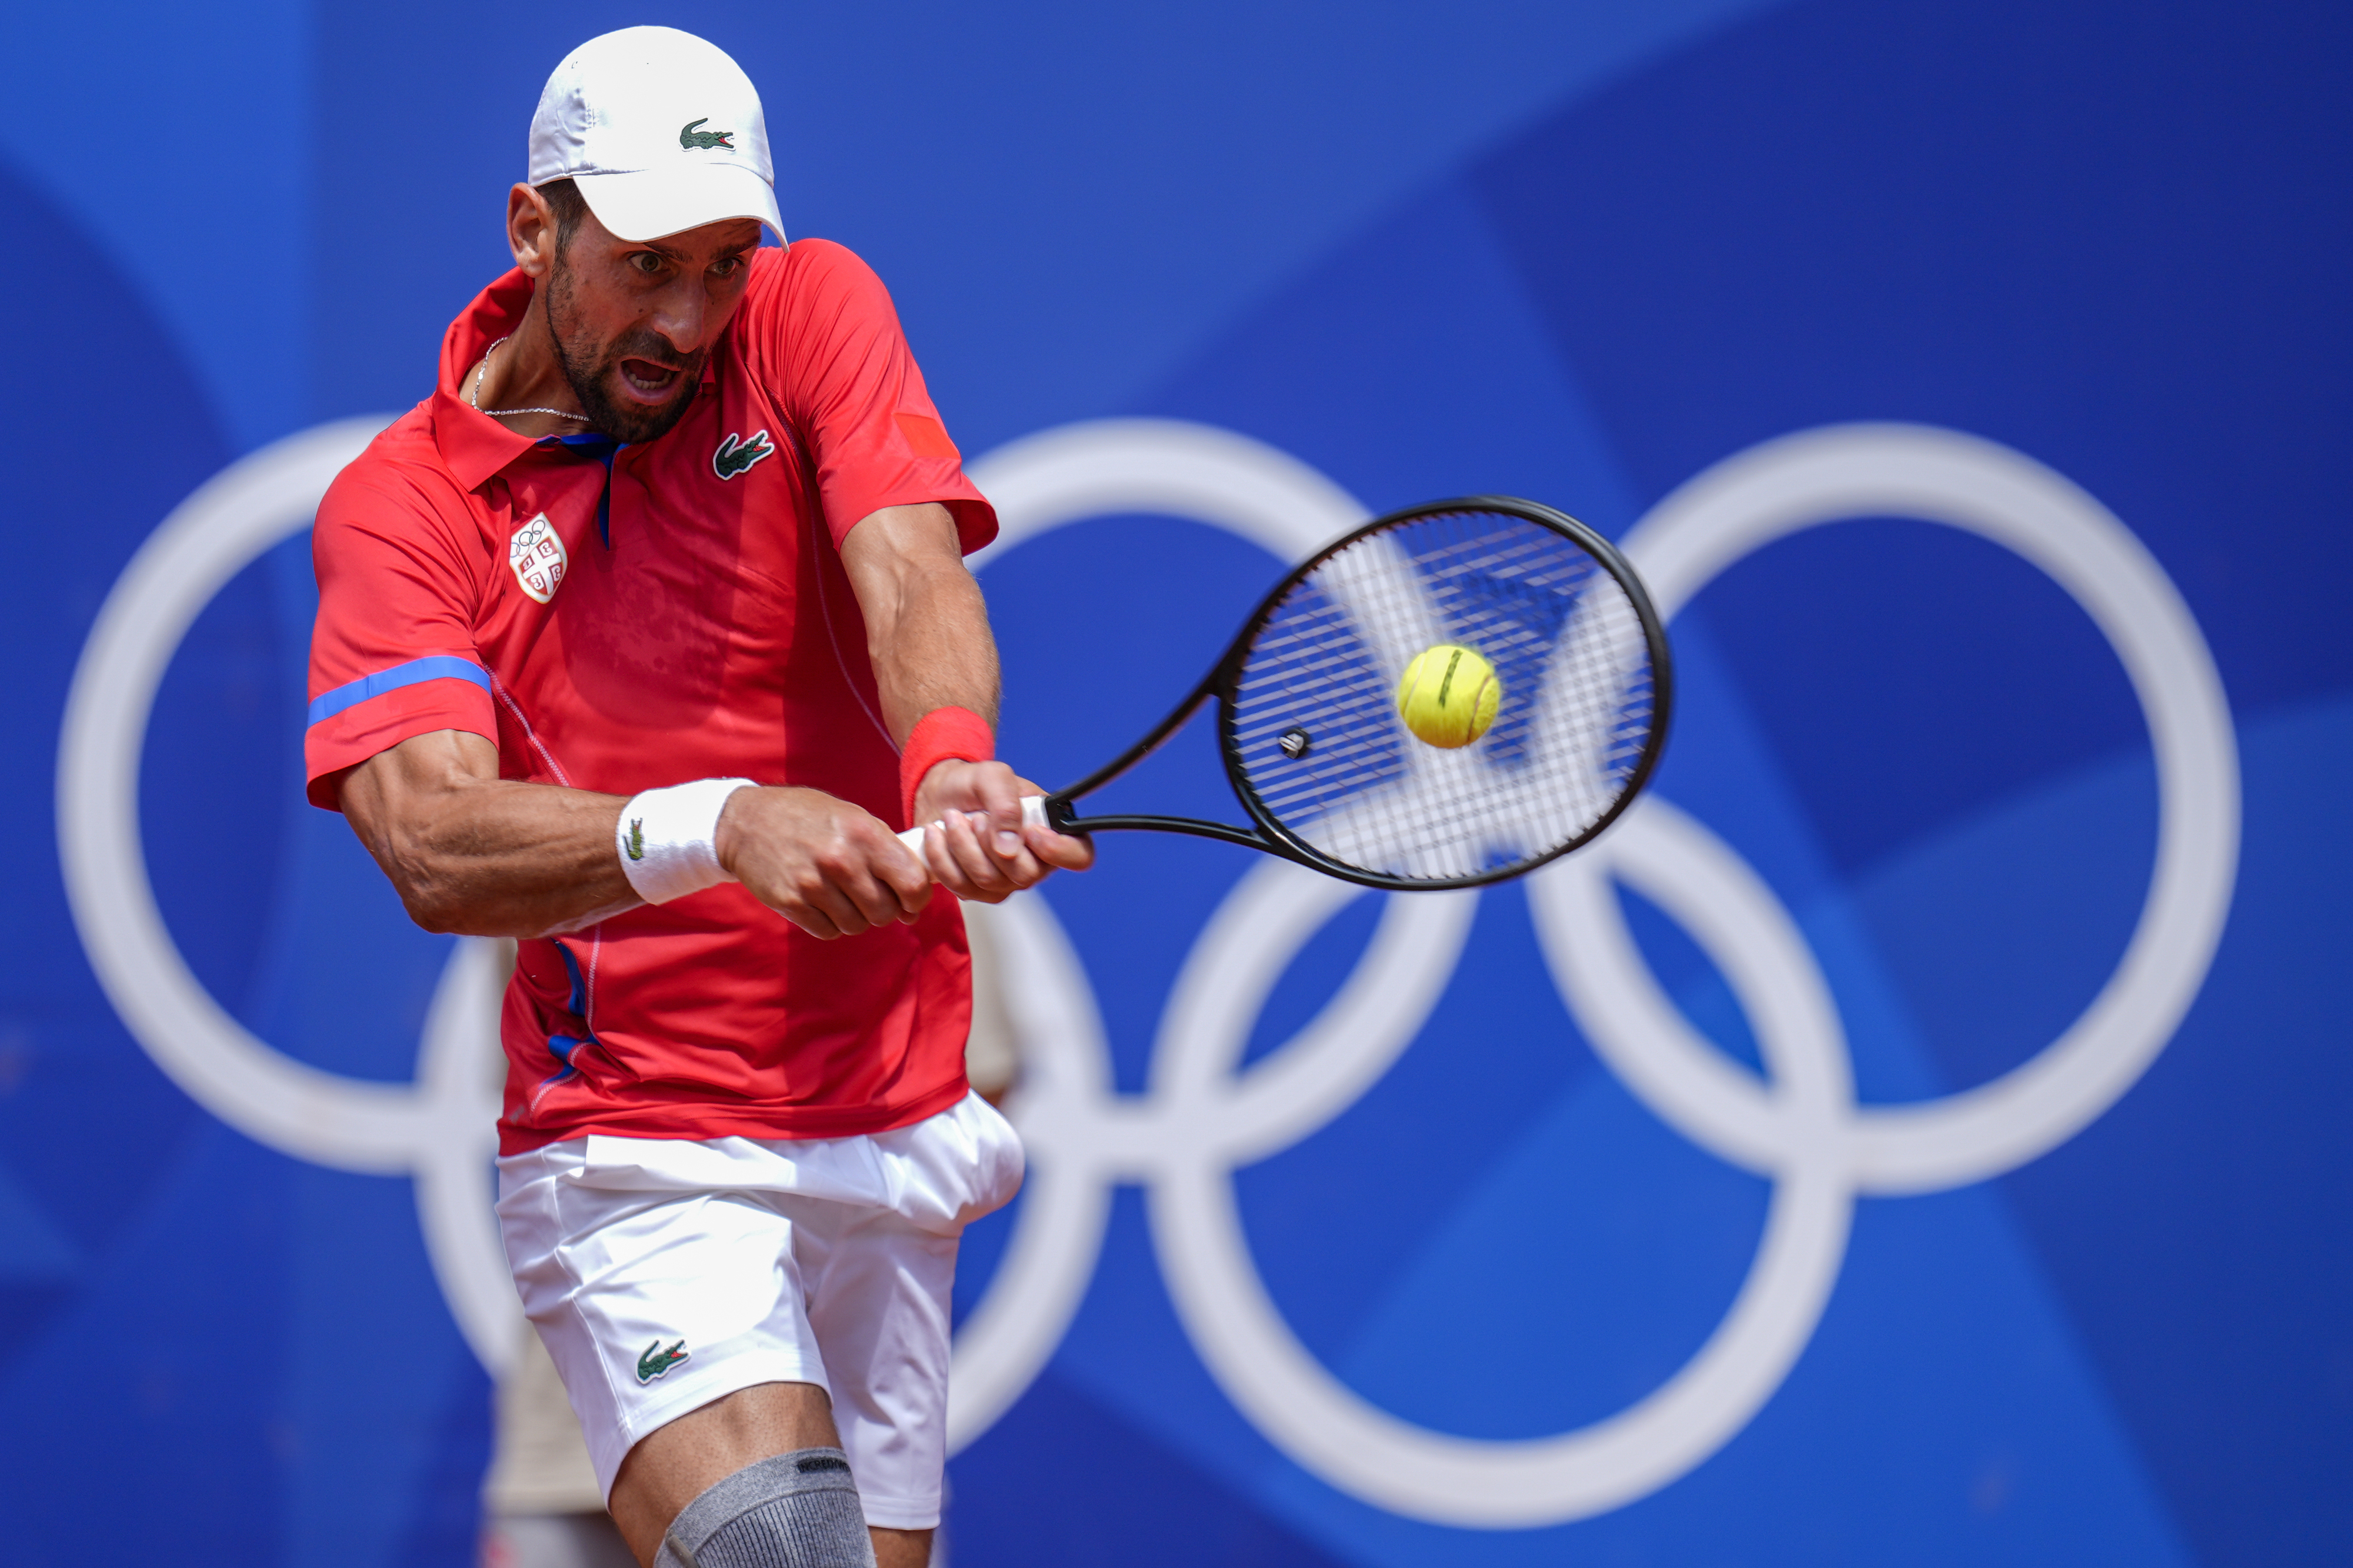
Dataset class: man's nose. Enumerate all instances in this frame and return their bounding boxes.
[648,284,711,353]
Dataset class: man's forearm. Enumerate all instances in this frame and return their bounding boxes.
[340,732,639,938]
[873,563,1001,743]
[392,782,638,937]
[343,728,938,942]
[841,503,1002,743]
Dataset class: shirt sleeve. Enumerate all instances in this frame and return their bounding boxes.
[742,240,998,553]
[304,461,498,809]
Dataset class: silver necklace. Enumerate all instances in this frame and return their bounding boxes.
[471,336,591,422]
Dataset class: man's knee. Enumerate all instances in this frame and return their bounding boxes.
[653,1449,877,1568]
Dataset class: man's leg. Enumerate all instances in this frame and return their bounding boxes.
[866,1527,929,1568]
[500,1145,889,1568]
[606,1382,835,1563]
[607,1382,918,1567]
[605,1385,929,1567]
[794,1094,1022,1566]
[608,1386,922,1568]
[794,1213,958,1567]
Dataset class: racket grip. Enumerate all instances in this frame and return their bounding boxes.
[896,795,1049,862]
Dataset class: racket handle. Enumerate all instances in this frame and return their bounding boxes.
[896,795,1049,860]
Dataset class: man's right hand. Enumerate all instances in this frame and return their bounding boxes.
[715,786,935,939]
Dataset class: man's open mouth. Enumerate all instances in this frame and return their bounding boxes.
[618,357,685,401]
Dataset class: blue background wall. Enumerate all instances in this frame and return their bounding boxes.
[1,1,2347,1563]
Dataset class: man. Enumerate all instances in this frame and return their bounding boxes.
[304,27,1089,1568]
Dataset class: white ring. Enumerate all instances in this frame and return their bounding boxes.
[1618,424,2240,1192]
[55,418,522,1374]
[967,416,1362,565]
[1151,805,1854,1527]
[944,892,1119,1450]
[58,421,422,1170]
[948,421,1380,1446]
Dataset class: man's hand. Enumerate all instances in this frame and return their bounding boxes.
[910,759,1095,903]
[716,786,935,939]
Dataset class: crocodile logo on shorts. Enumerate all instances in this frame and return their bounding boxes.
[636,1339,691,1383]
[712,429,775,481]
[679,118,735,151]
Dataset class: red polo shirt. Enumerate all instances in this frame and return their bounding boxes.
[305,241,995,1154]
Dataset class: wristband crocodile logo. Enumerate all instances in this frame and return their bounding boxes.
[636,1339,691,1383]
[712,429,775,481]
[678,119,735,151]
[624,819,645,861]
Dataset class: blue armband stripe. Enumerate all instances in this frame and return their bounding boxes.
[306,656,494,728]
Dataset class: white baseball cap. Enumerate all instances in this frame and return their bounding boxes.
[527,26,784,243]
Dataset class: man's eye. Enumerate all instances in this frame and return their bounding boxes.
[629,253,665,276]
[711,256,744,279]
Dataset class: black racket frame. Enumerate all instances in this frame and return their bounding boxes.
[1033,496,1675,892]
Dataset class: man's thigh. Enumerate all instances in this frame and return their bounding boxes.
[499,1147,829,1496]
[795,1201,962,1533]
[607,1383,933,1568]
[606,1381,841,1564]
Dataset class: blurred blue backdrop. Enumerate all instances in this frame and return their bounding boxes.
[1,1,2347,1563]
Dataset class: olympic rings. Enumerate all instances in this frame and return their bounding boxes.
[58,415,2237,1528]
[949,419,2238,1525]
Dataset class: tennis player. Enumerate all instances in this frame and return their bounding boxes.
[304,28,1088,1568]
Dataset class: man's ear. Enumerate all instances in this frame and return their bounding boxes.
[509,184,558,278]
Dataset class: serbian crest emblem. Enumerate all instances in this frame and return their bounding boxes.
[509,513,566,604]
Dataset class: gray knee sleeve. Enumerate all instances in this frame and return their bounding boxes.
[654,1449,876,1568]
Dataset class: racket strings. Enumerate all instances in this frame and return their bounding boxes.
[1229,508,1657,882]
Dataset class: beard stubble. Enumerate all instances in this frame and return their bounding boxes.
[544,258,709,445]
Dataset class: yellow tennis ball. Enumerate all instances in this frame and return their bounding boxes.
[1395,643,1501,749]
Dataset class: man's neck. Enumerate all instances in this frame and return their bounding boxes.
[473,289,591,439]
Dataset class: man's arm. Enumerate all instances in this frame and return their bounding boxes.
[838,502,1093,900]
[338,728,934,941]
[338,501,1075,938]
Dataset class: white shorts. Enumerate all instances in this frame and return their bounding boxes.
[495,1092,1024,1531]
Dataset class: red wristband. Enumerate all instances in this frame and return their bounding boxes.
[900,706,995,827]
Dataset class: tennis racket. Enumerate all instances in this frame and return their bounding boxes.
[899,496,1672,892]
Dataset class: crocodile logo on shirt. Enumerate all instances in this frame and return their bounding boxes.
[713,429,776,481]
[636,1339,691,1383]
[679,118,735,151]
[508,514,566,604]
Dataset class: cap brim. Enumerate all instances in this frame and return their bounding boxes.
[569,165,784,244]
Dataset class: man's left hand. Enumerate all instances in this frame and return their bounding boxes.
[911,759,1094,902]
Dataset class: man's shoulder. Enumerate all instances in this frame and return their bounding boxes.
[739,238,892,323]
[729,241,901,399]
[319,403,477,537]
[757,236,875,282]
[336,401,443,480]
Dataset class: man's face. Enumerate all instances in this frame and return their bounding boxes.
[542,206,764,444]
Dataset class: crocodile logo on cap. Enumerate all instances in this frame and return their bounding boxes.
[679,118,735,151]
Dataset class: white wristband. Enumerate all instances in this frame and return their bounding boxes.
[616,778,756,905]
